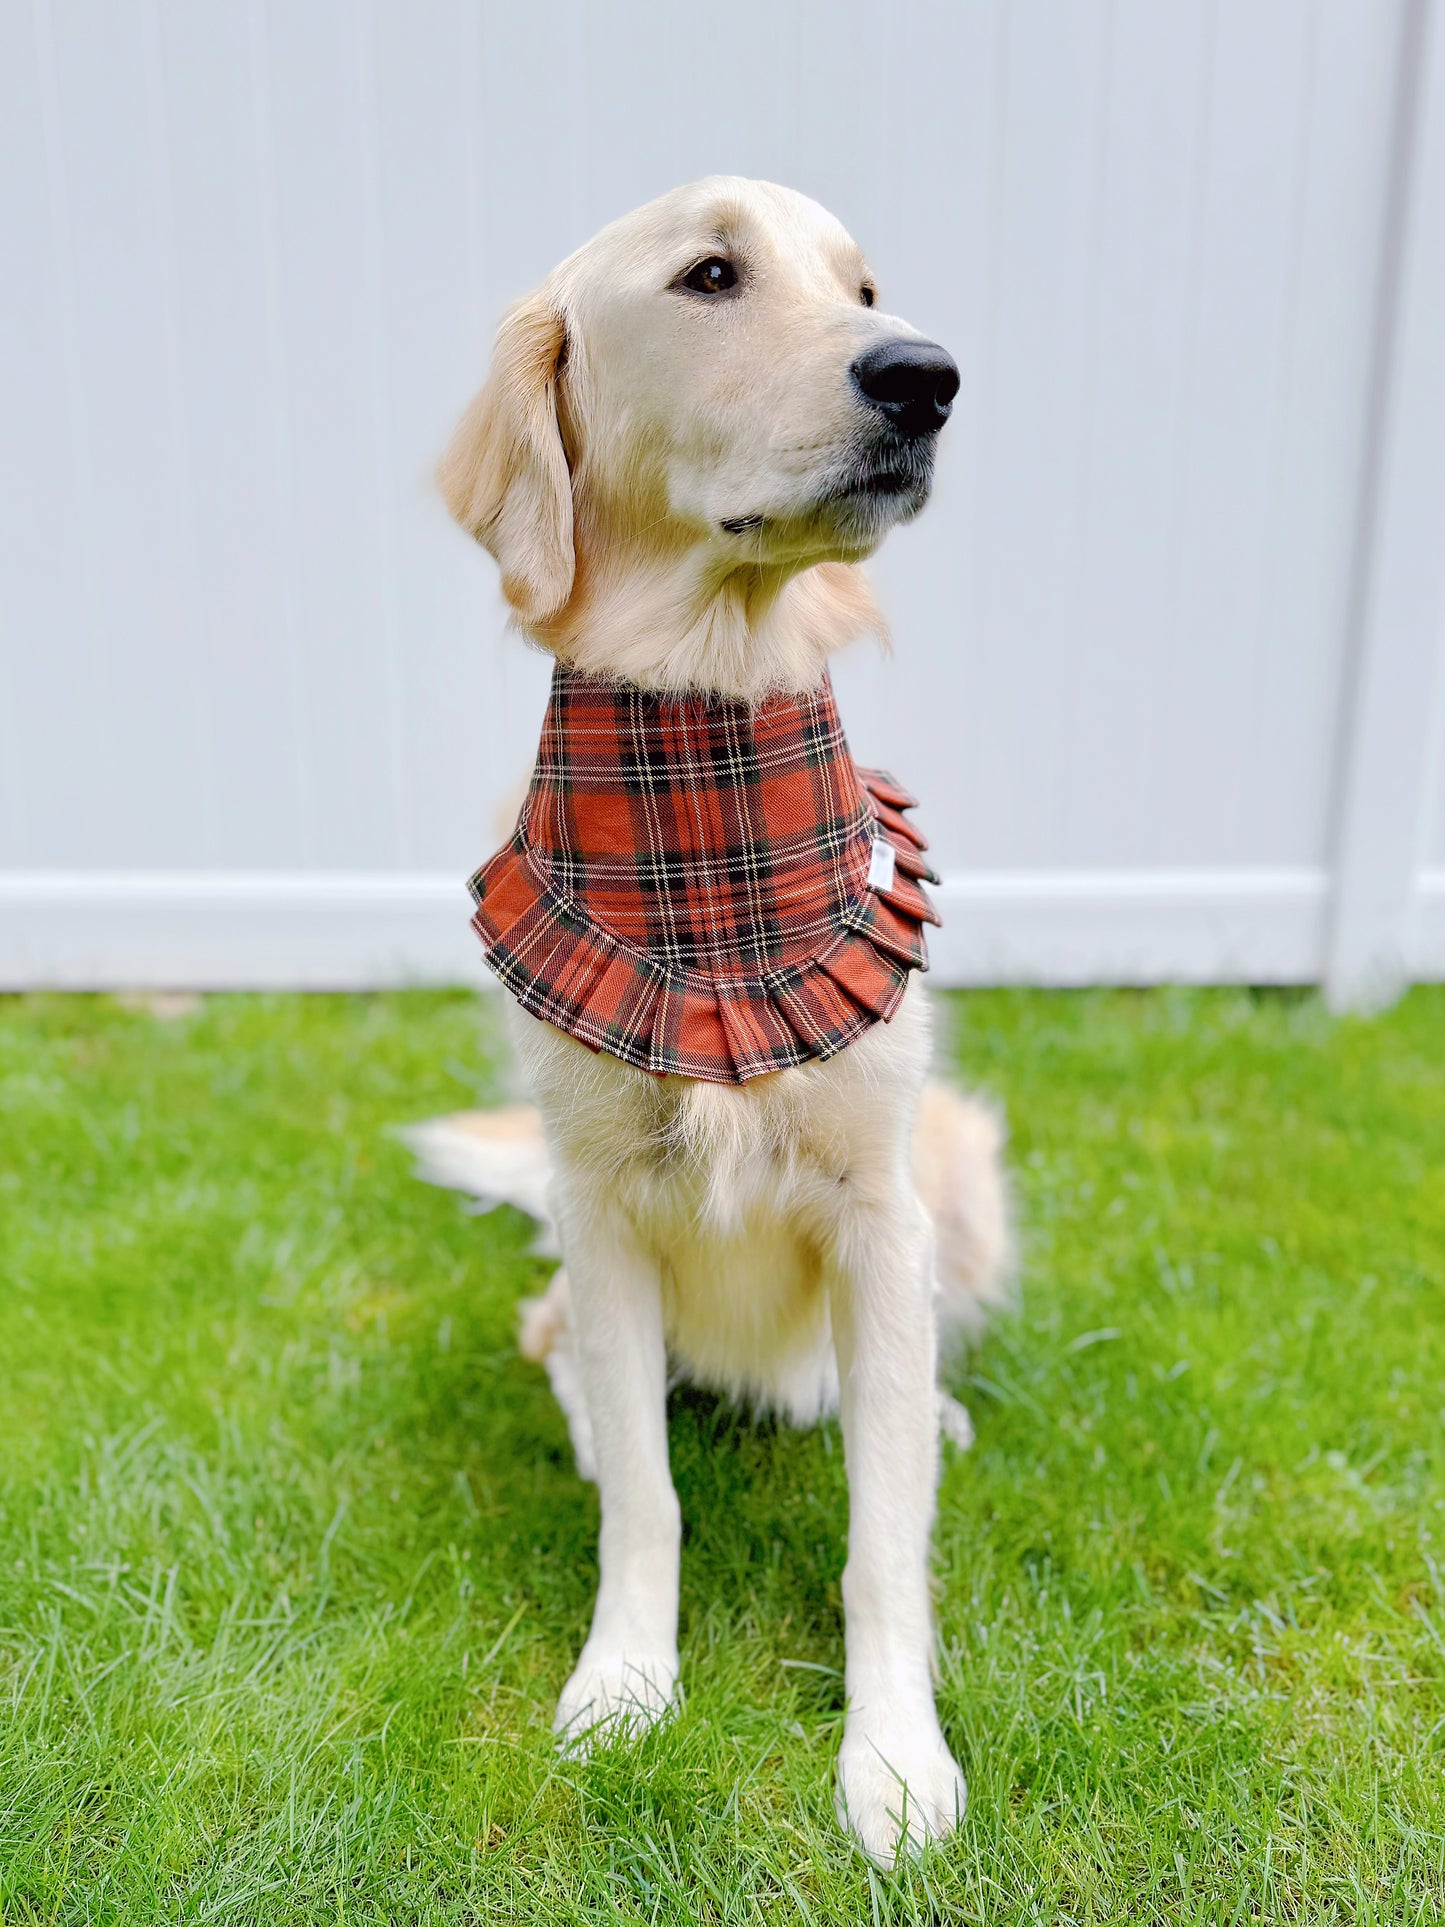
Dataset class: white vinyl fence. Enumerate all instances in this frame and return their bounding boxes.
[3,0,1444,1002]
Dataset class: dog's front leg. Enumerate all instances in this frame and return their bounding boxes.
[828,1181,966,1864]
[551,1176,680,1745]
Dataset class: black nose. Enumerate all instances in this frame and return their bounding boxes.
[850,338,960,439]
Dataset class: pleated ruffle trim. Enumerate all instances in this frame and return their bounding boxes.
[468,767,940,1085]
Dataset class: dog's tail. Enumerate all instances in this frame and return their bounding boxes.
[401,1080,1013,1338]
[399,1105,560,1257]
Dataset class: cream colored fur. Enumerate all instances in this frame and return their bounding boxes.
[406,1050,1009,1457]
[420,177,1012,1865]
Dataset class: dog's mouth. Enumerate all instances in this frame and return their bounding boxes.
[718,443,936,544]
[845,465,922,498]
[827,439,936,503]
[814,441,937,543]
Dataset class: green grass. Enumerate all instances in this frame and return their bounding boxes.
[1,987,1442,1924]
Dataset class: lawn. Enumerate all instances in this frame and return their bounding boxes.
[1,986,1442,1925]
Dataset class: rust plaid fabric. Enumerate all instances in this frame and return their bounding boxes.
[468,665,940,1084]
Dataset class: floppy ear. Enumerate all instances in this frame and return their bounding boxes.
[437,294,574,625]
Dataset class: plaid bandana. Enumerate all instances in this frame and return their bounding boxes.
[468,666,940,1084]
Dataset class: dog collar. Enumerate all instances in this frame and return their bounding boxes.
[468,665,940,1084]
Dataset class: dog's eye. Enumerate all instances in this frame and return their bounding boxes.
[860,285,876,308]
[680,256,737,296]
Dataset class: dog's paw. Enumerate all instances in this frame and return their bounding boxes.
[553,1645,679,1751]
[835,1715,966,1866]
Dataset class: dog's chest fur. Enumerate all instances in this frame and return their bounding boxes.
[506,981,932,1421]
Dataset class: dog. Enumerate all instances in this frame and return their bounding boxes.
[409,178,1012,1865]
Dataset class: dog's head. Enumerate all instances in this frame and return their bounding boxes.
[439,176,957,641]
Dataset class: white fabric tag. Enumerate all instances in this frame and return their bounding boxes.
[867,836,896,892]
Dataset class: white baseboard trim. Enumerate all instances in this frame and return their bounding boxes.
[0,864,1387,991]
[0,871,487,991]
[927,867,1332,986]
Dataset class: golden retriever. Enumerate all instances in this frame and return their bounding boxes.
[409,177,1011,1865]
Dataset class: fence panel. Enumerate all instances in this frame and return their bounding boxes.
[1,0,1442,992]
